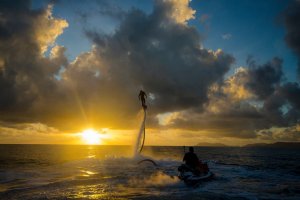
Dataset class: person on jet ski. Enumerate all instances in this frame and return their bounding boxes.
[183,147,209,174]
[183,147,199,169]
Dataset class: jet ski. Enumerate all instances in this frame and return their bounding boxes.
[178,163,214,186]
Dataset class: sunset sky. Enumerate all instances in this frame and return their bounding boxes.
[0,0,300,146]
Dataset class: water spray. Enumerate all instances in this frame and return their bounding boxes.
[135,92,157,166]
[134,107,147,157]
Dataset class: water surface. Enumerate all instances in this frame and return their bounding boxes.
[0,145,299,199]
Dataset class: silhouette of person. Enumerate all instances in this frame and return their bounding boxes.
[138,90,147,109]
[183,147,200,169]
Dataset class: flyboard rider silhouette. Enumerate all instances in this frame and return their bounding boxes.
[138,90,147,110]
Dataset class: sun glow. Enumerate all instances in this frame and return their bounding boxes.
[81,129,102,145]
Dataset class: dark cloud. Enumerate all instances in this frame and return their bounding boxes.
[280,82,300,110]
[0,0,69,124]
[85,4,234,114]
[246,57,283,99]
[0,0,299,143]
[279,82,300,125]
[0,0,234,132]
[283,0,300,78]
[173,0,300,141]
[159,56,299,140]
[261,93,287,127]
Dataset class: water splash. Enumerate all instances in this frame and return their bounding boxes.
[129,171,179,187]
[133,109,146,158]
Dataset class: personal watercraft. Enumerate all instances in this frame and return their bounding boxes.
[178,164,214,186]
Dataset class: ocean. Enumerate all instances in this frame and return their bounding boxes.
[0,145,299,199]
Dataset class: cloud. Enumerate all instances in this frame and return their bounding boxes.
[257,125,300,142]
[279,82,300,124]
[0,0,234,132]
[221,33,232,40]
[222,67,254,101]
[0,122,59,135]
[0,121,65,144]
[199,14,210,24]
[246,57,283,99]
[84,12,234,114]
[0,0,300,144]
[153,56,300,141]
[283,0,300,78]
[62,0,300,143]
[158,0,196,24]
[199,13,211,30]
[0,0,69,125]
[34,4,68,54]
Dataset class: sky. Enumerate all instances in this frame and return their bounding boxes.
[0,0,300,146]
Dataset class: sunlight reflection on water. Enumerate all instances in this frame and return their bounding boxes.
[0,145,299,199]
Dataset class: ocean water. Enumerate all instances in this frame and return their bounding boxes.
[0,145,299,200]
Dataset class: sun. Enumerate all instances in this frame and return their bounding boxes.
[81,129,102,145]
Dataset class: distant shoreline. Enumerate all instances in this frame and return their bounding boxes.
[0,142,299,148]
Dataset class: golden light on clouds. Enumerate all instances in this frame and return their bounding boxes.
[164,0,196,24]
[35,4,69,54]
[157,112,181,126]
[223,67,254,101]
[0,0,298,147]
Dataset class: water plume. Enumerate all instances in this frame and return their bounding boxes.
[133,109,146,158]
[129,171,179,187]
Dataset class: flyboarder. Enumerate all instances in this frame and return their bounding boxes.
[138,90,147,109]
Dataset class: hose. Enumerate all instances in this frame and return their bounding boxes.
[137,158,158,166]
